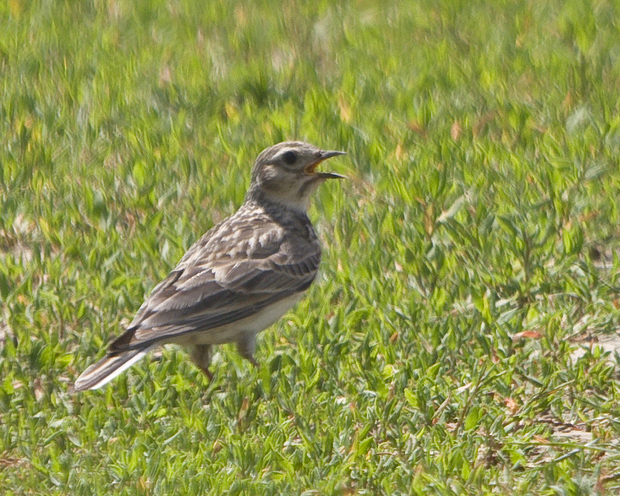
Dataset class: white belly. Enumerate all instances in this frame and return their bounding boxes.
[172,294,302,346]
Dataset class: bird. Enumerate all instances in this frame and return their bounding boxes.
[74,141,346,391]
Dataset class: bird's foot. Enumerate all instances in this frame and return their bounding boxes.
[200,366,214,381]
[246,355,260,369]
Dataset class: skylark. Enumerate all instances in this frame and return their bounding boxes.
[74,141,345,391]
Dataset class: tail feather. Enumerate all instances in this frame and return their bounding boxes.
[74,347,152,392]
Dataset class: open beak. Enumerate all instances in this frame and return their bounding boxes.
[305,150,347,179]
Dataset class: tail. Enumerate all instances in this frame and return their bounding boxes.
[74,347,152,392]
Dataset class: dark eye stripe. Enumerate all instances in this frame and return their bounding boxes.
[282,151,297,165]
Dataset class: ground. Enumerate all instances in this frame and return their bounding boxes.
[1,0,620,494]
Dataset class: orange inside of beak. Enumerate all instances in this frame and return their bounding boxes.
[304,158,324,175]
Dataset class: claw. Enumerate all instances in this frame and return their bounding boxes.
[247,356,260,369]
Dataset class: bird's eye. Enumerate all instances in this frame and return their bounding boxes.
[281,151,297,165]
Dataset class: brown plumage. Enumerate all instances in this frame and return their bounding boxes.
[74,141,345,391]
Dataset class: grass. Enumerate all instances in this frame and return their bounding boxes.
[2,0,620,493]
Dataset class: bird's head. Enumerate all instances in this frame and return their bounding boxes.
[246,141,346,210]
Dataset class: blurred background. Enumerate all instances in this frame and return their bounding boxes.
[2,0,620,494]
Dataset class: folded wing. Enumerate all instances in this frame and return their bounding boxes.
[109,224,320,352]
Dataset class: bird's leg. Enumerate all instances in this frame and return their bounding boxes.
[200,366,214,381]
[190,344,214,380]
[237,333,259,369]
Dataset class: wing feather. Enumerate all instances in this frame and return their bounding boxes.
[109,212,320,352]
